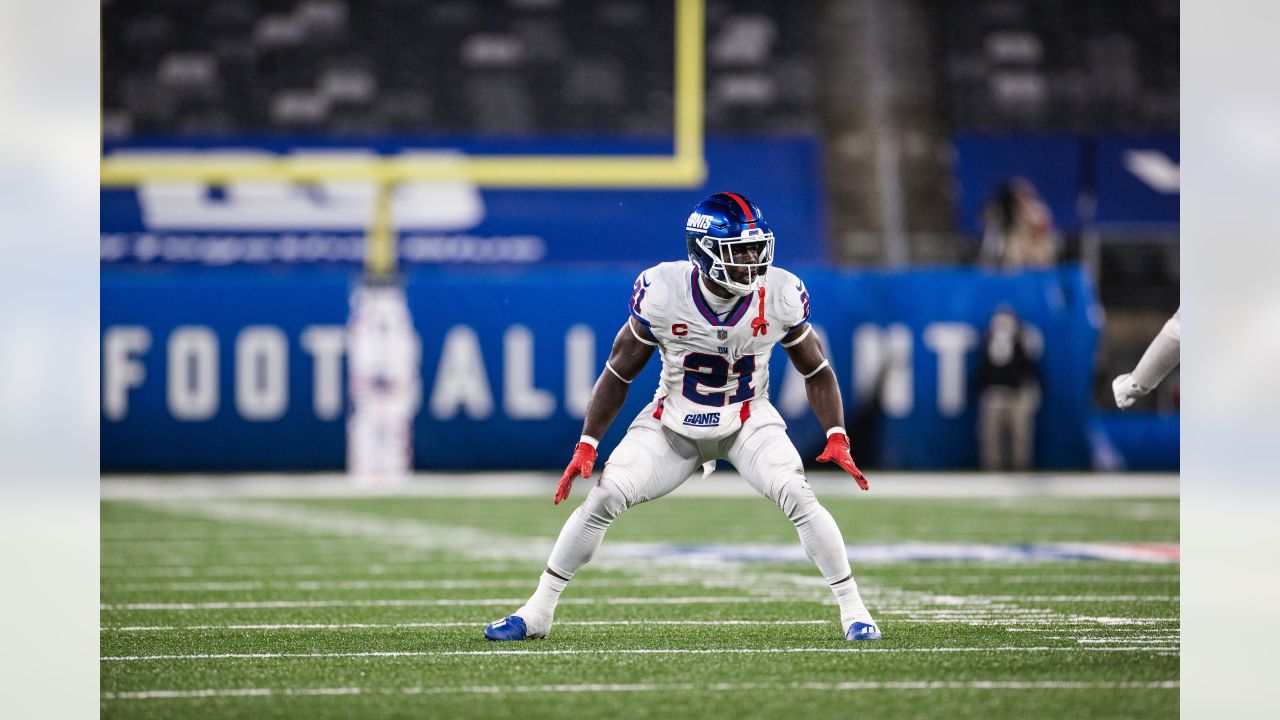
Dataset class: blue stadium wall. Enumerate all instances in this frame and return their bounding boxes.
[101,265,1104,472]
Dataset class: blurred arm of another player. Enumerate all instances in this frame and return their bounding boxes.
[782,326,870,491]
[554,317,657,504]
[1112,308,1181,409]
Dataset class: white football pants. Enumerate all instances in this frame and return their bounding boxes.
[545,401,854,587]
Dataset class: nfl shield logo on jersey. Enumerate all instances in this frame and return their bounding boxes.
[716,329,728,340]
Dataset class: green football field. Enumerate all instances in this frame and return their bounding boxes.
[101,477,1179,719]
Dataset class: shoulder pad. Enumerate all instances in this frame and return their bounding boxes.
[769,266,810,330]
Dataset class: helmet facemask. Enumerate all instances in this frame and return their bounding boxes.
[694,229,774,296]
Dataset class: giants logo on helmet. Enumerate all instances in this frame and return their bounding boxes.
[686,212,715,231]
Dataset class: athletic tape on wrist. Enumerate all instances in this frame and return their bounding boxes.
[826,426,846,438]
[578,435,599,448]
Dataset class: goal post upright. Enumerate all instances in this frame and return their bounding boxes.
[365,181,396,280]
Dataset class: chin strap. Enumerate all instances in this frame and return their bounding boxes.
[750,285,768,336]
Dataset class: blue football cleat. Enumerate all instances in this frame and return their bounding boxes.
[484,615,529,641]
[845,621,882,641]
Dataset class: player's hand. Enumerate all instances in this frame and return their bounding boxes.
[1111,373,1150,410]
[555,441,597,505]
[817,432,869,491]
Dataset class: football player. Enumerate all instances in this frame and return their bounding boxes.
[1113,308,1180,409]
[484,192,881,642]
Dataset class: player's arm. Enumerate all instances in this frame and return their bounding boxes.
[782,325,869,491]
[582,318,656,440]
[554,317,656,504]
[1113,309,1181,409]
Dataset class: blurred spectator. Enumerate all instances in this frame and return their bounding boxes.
[976,306,1043,471]
[978,178,1059,269]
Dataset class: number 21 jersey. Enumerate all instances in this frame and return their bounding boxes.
[628,260,811,440]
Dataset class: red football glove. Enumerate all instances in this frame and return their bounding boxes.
[554,441,597,505]
[816,433,869,491]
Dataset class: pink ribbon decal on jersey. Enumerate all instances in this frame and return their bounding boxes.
[750,286,769,337]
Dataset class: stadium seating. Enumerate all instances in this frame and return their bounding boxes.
[102,0,821,137]
[938,0,1178,131]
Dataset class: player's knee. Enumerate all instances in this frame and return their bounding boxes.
[582,479,629,526]
[774,475,819,525]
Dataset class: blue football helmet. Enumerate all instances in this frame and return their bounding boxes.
[685,192,775,296]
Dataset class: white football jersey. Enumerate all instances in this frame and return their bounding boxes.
[628,260,811,440]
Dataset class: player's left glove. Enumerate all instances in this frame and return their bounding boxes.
[554,441,597,505]
[1111,373,1150,410]
[816,432,869,491]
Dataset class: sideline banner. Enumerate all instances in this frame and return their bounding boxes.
[951,133,1180,233]
[101,136,829,267]
[1091,134,1179,225]
[102,265,1102,471]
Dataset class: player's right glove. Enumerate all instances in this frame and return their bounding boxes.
[1111,373,1150,410]
[816,432,870,491]
[554,441,597,505]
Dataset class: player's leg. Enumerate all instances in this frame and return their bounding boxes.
[1010,385,1037,471]
[978,389,1001,470]
[487,414,700,640]
[535,420,699,602]
[980,387,1014,471]
[995,389,1014,470]
[726,422,881,640]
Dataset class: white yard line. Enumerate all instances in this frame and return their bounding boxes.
[100,646,1180,662]
[109,581,268,592]
[101,555,465,567]
[1088,635,1180,639]
[100,596,788,611]
[971,595,1179,602]
[104,688,359,699]
[1005,624,1179,631]
[100,562,537,578]
[100,618,1182,632]
[861,575,1178,584]
[101,574,1180,592]
[902,618,1179,626]
[99,593,1179,612]
[102,620,830,632]
[102,680,1180,700]
[103,537,378,547]
[104,578,726,592]
[99,571,1177,589]
[128,499,550,562]
[102,567,1183,577]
